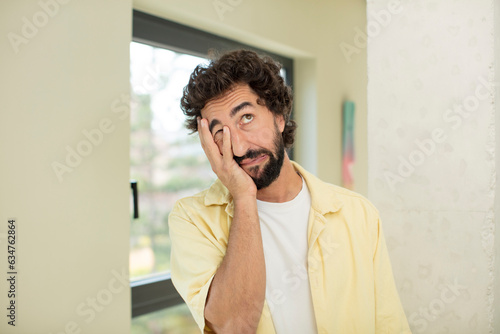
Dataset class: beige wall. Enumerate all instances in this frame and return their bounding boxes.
[133,0,369,194]
[0,0,131,333]
[0,0,367,333]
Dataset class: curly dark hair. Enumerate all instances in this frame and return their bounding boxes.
[180,49,296,148]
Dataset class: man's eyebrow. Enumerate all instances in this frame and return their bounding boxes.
[208,101,254,134]
[209,119,221,134]
[230,101,253,117]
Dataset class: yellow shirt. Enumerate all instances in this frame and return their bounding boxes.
[168,161,411,333]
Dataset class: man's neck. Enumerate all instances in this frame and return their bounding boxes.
[256,153,302,203]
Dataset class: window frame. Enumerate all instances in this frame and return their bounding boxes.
[130,9,294,318]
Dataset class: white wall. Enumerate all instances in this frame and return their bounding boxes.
[368,0,497,332]
[0,1,131,333]
[494,0,500,331]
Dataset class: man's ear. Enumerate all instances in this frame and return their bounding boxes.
[276,114,285,133]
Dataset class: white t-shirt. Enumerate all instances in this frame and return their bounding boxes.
[257,177,317,334]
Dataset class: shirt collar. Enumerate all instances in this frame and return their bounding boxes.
[204,161,344,215]
[291,161,344,215]
[204,178,232,207]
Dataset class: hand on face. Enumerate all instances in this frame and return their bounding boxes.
[197,117,257,199]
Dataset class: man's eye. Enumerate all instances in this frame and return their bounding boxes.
[213,130,223,142]
[242,114,254,124]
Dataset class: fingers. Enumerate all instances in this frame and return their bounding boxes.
[196,119,255,196]
[198,117,222,170]
[197,117,214,151]
[221,126,234,164]
[197,117,208,148]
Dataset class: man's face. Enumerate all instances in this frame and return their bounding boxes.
[201,84,286,189]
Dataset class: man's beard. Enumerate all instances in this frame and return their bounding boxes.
[234,127,285,190]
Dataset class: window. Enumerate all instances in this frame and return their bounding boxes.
[130,41,213,281]
[130,10,294,331]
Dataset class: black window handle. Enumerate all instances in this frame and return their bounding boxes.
[130,180,139,219]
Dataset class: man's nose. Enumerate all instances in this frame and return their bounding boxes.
[230,130,249,158]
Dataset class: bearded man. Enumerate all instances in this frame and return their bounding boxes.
[168,49,410,334]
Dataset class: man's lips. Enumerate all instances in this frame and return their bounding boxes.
[239,154,268,167]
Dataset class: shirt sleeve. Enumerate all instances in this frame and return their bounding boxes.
[168,202,225,333]
[373,216,412,334]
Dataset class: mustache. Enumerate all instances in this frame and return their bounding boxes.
[234,149,272,164]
